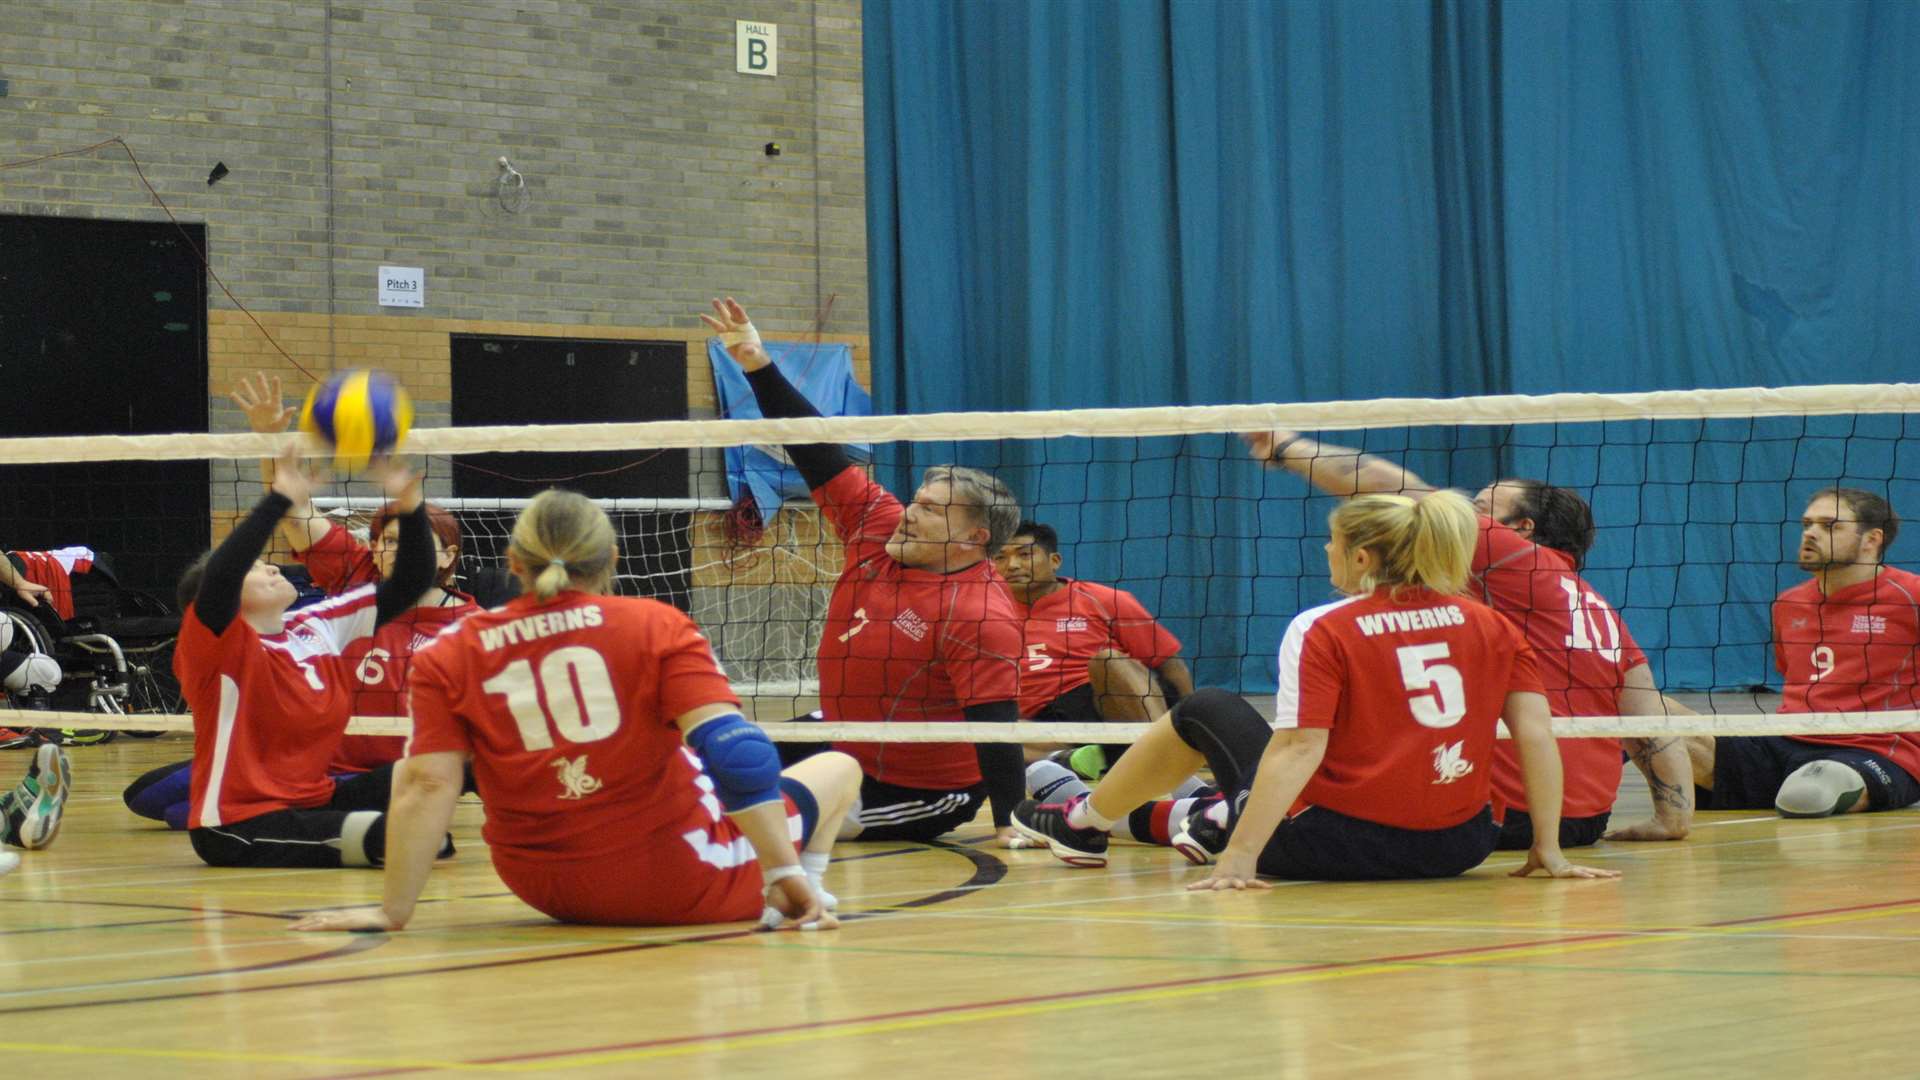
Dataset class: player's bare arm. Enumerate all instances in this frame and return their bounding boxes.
[1505,692,1621,880]
[1606,665,1696,841]
[1242,429,1437,498]
[1189,728,1328,893]
[235,372,332,553]
[290,750,466,933]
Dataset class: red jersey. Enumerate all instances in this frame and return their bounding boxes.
[407,592,744,863]
[176,591,383,828]
[1773,567,1920,779]
[1274,586,1544,830]
[1013,579,1182,716]
[809,467,1022,790]
[1474,518,1648,818]
[329,591,481,772]
[295,524,379,594]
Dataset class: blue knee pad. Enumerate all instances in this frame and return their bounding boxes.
[686,713,783,812]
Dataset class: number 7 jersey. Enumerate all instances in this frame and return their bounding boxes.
[407,592,741,861]
[1274,585,1544,830]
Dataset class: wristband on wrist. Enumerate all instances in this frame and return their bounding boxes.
[1268,434,1305,463]
[762,863,806,886]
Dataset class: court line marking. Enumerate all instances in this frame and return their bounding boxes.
[302,894,1920,1077]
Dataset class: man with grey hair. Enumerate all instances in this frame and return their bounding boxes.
[702,298,1026,845]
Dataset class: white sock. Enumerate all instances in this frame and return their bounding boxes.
[800,850,837,909]
[1170,775,1209,800]
[1776,760,1868,818]
[1065,796,1115,832]
[1027,760,1091,803]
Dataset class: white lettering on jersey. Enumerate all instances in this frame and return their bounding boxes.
[1431,741,1473,784]
[1055,617,1090,632]
[1353,605,1467,638]
[1852,614,1888,635]
[895,608,930,642]
[356,646,392,687]
[551,755,603,800]
[477,605,605,651]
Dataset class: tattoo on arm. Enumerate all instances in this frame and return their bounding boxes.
[1626,738,1690,811]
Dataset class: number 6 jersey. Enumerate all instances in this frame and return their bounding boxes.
[1273,584,1544,830]
[407,592,742,861]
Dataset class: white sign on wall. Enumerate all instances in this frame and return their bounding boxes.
[736,21,777,76]
[378,265,424,308]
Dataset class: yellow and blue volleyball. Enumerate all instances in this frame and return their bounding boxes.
[298,369,414,473]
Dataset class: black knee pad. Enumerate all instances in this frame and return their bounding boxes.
[1169,689,1272,793]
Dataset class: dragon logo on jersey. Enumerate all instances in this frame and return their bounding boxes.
[1431,741,1473,785]
[552,755,604,800]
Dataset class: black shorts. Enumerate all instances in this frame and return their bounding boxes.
[849,775,984,843]
[1700,736,1920,812]
[1037,675,1184,769]
[1494,809,1612,851]
[1169,688,1500,881]
[188,765,396,869]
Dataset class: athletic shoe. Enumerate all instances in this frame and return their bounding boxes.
[1170,798,1232,866]
[48,729,115,747]
[0,729,37,751]
[1011,795,1109,868]
[2,743,73,849]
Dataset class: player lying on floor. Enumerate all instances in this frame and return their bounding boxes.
[1689,487,1920,817]
[1245,429,1695,846]
[293,489,859,931]
[1014,491,1620,887]
[995,520,1193,777]
[702,297,1027,847]
[171,451,440,868]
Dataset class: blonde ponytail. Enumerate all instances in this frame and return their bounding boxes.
[508,489,617,601]
[1329,490,1477,596]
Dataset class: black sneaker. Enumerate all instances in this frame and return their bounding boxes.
[1170,797,1232,866]
[2,743,72,849]
[1011,794,1109,868]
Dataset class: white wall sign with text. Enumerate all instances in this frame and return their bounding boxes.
[378,265,425,308]
[736,21,777,76]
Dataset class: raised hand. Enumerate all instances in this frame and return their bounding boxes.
[699,297,772,372]
[372,456,424,514]
[232,372,297,434]
[269,448,322,508]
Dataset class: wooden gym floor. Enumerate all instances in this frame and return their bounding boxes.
[4,735,1918,1079]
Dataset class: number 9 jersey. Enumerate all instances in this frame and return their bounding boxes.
[1274,585,1545,831]
[407,592,742,862]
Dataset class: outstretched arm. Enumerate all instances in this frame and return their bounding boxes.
[1507,691,1622,880]
[196,449,311,635]
[1605,665,1695,841]
[1242,430,1436,498]
[233,372,333,554]
[289,750,465,933]
[701,298,854,492]
[370,462,435,626]
[1190,727,1328,892]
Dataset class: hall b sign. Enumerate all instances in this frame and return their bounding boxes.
[736,21,777,76]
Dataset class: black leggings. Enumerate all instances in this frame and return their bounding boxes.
[188,766,399,869]
[1168,689,1500,881]
[1495,809,1611,851]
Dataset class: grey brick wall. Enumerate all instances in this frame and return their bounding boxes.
[0,0,867,339]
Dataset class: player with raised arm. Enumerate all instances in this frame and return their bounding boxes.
[292,490,861,931]
[1689,488,1920,816]
[996,521,1194,777]
[1014,492,1620,885]
[1244,429,1695,847]
[701,298,1027,847]
[171,451,439,868]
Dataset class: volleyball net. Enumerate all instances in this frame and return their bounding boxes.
[3,380,1919,742]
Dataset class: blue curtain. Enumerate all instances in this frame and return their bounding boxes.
[865,0,1920,692]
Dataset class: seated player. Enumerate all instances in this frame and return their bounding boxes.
[1690,488,1920,817]
[1014,492,1621,886]
[291,490,859,931]
[702,298,1027,847]
[171,451,438,868]
[2,742,71,851]
[1,552,63,746]
[995,521,1193,777]
[232,370,486,771]
[1245,429,1695,846]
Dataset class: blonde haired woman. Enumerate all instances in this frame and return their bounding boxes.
[1013,492,1620,887]
[296,489,861,931]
